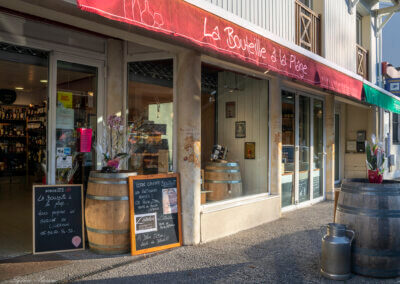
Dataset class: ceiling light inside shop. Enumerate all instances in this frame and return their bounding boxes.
[88,91,94,96]
[15,87,24,90]
[40,80,48,83]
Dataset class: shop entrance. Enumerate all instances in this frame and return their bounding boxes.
[281,90,325,208]
[0,44,102,259]
[0,44,49,259]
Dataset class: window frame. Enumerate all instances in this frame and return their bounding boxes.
[356,13,363,46]
[393,113,400,145]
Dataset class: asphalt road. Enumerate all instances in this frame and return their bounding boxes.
[5,201,400,283]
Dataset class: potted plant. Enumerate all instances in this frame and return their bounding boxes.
[365,134,385,184]
[97,115,131,173]
[85,115,137,254]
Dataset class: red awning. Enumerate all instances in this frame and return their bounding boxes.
[77,0,363,100]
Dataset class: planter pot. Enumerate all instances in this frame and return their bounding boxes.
[336,179,400,278]
[85,171,137,254]
[368,169,383,184]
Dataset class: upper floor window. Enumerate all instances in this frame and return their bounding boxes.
[356,13,362,46]
[299,0,313,9]
[355,13,368,80]
[295,0,321,55]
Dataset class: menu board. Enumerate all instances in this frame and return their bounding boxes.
[129,173,182,255]
[33,185,84,254]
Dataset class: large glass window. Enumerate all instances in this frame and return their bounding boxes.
[55,61,97,185]
[127,60,173,174]
[201,64,269,204]
[393,114,400,144]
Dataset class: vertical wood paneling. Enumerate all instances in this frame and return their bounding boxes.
[203,0,295,42]
[324,0,356,72]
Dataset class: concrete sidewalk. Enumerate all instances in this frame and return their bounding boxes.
[2,201,399,283]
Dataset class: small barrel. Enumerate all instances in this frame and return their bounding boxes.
[204,162,242,201]
[85,171,137,254]
[336,179,400,278]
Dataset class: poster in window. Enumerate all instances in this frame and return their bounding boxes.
[244,142,256,159]
[162,188,178,214]
[235,121,246,138]
[225,101,236,118]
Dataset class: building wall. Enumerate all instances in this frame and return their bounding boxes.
[217,72,269,196]
[203,0,295,42]
[324,0,356,73]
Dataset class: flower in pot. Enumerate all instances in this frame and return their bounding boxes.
[97,115,130,173]
[365,134,385,184]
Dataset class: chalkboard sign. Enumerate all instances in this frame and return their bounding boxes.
[129,173,182,255]
[33,185,84,254]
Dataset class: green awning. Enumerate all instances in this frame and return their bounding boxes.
[364,83,400,114]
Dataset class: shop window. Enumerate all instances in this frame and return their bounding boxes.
[127,60,174,174]
[201,64,269,204]
[393,113,400,144]
[55,61,98,185]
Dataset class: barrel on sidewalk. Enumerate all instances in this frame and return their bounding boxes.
[85,171,137,254]
[336,179,400,278]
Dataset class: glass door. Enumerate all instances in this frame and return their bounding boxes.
[48,53,104,186]
[282,91,295,207]
[281,91,324,208]
[298,95,311,203]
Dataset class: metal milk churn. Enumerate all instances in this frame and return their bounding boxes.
[321,223,355,280]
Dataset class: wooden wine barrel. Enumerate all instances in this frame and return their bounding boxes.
[85,171,137,254]
[204,162,242,201]
[336,179,400,278]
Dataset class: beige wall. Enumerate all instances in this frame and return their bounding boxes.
[343,104,377,179]
[200,196,280,242]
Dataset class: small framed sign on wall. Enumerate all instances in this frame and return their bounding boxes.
[235,121,246,138]
[245,142,256,159]
[225,101,236,118]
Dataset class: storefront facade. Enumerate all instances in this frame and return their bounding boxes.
[0,0,398,258]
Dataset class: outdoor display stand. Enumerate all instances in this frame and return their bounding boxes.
[128,173,182,255]
[33,184,84,254]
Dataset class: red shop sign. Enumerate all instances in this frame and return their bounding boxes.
[77,0,363,100]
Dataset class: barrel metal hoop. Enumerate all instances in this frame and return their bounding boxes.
[352,265,400,278]
[337,204,400,218]
[204,169,240,173]
[87,226,129,234]
[207,162,239,167]
[353,246,400,257]
[90,171,137,179]
[88,179,127,185]
[89,242,129,249]
[204,180,242,184]
[86,194,129,201]
[341,185,400,196]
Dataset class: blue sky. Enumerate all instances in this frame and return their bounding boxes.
[383,10,400,67]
